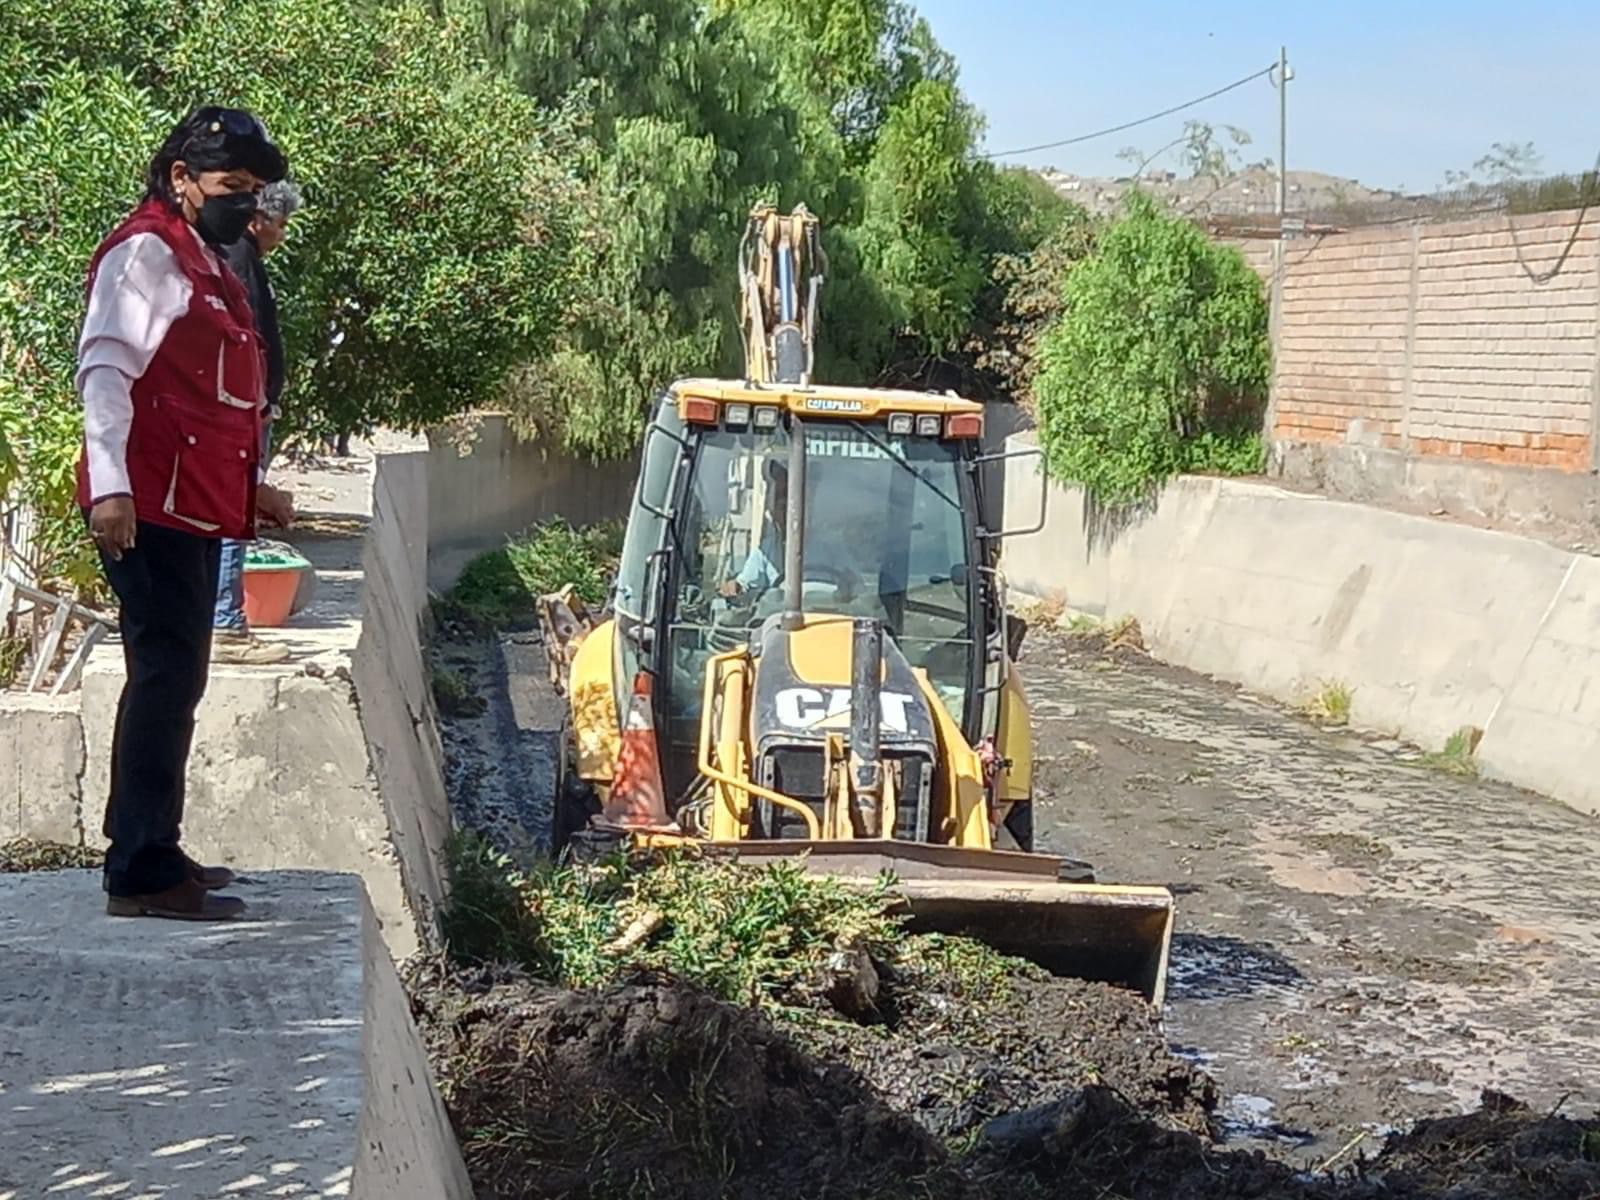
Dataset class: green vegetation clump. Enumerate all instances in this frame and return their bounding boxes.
[1033,191,1271,505]
[439,518,623,632]
[441,830,1040,1023]
[1425,726,1483,778]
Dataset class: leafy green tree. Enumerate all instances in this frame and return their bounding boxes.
[452,0,832,458]
[459,0,1046,448]
[0,0,585,582]
[974,185,1098,404]
[1032,192,1269,504]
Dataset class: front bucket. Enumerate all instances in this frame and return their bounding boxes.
[717,840,1175,1008]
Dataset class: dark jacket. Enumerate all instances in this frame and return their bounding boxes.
[221,232,284,415]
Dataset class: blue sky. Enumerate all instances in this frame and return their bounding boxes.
[916,0,1596,192]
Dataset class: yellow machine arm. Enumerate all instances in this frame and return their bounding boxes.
[739,204,826,385]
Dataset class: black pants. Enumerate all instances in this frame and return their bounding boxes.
[92,518,221,896]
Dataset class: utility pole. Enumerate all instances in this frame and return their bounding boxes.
[1275,46,1292,224]
[1265,46,1293,463]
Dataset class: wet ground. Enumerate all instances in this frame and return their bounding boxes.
[431,618,1600,1172]
[1026,629,1600,1160]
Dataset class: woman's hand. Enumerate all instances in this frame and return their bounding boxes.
[89,497,137,561]
[257,484,296,529]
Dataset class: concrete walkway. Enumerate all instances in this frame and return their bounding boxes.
[0,870,469,1199]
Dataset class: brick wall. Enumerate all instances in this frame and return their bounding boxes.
[1271,210,1600,473]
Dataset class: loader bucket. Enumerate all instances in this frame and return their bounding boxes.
[716,840,1175,1008]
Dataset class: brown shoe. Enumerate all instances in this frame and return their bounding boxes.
[185,854,235,890]
[107,878,247,921]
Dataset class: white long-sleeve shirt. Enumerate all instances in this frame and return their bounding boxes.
[75,223,267,502]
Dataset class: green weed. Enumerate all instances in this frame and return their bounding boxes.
[1424,726,1483,778]
[1305,680,1353,727]
[441,830,1039,1023]
[431,663,486,718]
[0,632,27,688]
[438,518,623,632]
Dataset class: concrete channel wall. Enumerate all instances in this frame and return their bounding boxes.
[1002,433,1600,815]
[426,413,639,591]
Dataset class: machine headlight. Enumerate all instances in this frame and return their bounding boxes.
[725,403,752,428]
[753,405,780,430]
[887,413,914,436]
[916,414,942,437]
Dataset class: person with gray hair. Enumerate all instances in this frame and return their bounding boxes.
[212,178,303,663]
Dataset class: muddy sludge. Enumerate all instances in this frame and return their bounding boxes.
[806,963,1214,1143]
[410,965,954,1200]
[411,961,1600,1200]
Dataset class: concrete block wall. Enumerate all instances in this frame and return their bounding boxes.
[1002,435,1600,816]
[1268,209,1600,540]
[1274,210,1600,465]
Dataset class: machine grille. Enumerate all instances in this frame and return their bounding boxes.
[756,746,932,842]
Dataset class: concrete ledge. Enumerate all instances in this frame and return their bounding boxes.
[1002,434,1600,815]
[0,869,470,1200]
[0,694,83,844]
[4,420,635,962]
[72,441,441,962]
[1269,438,1600,553]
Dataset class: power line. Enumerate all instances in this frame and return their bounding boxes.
[977,64,1278,161]
[1507,148,1600,285]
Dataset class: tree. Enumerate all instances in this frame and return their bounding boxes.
[1032,192,1269,504]
[454,0,1045,452]
[0,0,586,583]
[975,191,1097,405]
[451,0,834,458]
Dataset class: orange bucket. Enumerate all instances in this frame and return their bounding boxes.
[242,566,303,627]
[241,544,313,628]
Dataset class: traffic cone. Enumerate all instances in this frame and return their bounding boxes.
[596,671,677,832]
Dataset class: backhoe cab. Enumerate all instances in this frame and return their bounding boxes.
[536,207,1175,1006]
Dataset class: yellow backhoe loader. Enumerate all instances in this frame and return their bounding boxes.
[537,205,1175,1006]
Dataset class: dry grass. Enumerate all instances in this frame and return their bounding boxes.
[1303,681,1353,727]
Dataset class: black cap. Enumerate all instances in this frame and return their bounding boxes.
[179,106,287,183]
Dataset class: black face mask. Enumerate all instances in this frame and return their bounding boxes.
[194,191,258,247]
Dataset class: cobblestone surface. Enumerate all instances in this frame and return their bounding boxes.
[1026,630,1600,1157]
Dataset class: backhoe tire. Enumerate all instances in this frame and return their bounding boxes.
[1005,800,1096,882]
[551,729,601,862]
[1002,800,1034,853]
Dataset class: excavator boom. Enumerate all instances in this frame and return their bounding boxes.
[739,204,825,384]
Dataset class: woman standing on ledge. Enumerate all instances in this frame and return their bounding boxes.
[77,106,297,921]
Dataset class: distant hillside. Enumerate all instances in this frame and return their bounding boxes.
[1035,165,1420,223]
[1036,164,1596,229]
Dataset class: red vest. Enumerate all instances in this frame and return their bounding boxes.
[75,199,265,540]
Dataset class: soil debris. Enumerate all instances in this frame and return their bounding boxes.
[806,962,1215,1144]
[411,962,1600,1200]
[410,964,953,1200]
[1,837,101,873]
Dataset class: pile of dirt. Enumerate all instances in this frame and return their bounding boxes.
[810,966,1214,1143]
[411,964,1600,1200]
[974,1085,1600,1200]
[410,963,957,1200]
[1370,1091,1600,1198]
